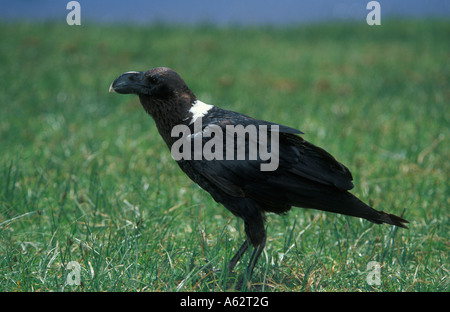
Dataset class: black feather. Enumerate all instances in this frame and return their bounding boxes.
[110,67,409,284]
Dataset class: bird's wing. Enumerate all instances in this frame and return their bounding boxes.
[281,133,354,190]
[185,112,354,205]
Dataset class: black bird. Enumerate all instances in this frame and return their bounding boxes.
[109,67,408,281]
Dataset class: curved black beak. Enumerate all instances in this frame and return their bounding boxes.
[109,71,145,94]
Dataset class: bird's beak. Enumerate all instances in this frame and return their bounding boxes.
[109,71,143,94]
[108,82,116,93]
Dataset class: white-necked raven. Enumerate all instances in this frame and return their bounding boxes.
[109,67,408,282]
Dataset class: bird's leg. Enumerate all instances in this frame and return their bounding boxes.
[235,236,267,291]
[228,240,249,273]
[246,235,266,279]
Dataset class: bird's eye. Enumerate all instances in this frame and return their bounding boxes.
[147,76,158,84]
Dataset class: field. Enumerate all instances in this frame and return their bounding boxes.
[0,20,448,292]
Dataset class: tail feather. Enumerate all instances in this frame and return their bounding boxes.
[288,189,409,229]
[374,210,409,229]
[340,192,409,228]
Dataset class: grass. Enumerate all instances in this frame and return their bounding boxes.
[0,20,448,292]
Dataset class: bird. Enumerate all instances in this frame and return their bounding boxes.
[109,67,408,283]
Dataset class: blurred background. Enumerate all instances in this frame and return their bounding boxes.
[2,0,450,25]
[0,1,448,292]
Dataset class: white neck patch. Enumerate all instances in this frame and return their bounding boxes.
[188,100,213,124]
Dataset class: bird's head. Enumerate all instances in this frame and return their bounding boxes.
[109,67,197,144]
[109,67,194,101]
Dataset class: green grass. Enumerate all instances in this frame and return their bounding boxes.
[0,20,448,292]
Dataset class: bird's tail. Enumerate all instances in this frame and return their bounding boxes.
[345,192,409,228]
[336,192,409,228]
[370,208,409,228]
[293,190,409,228]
